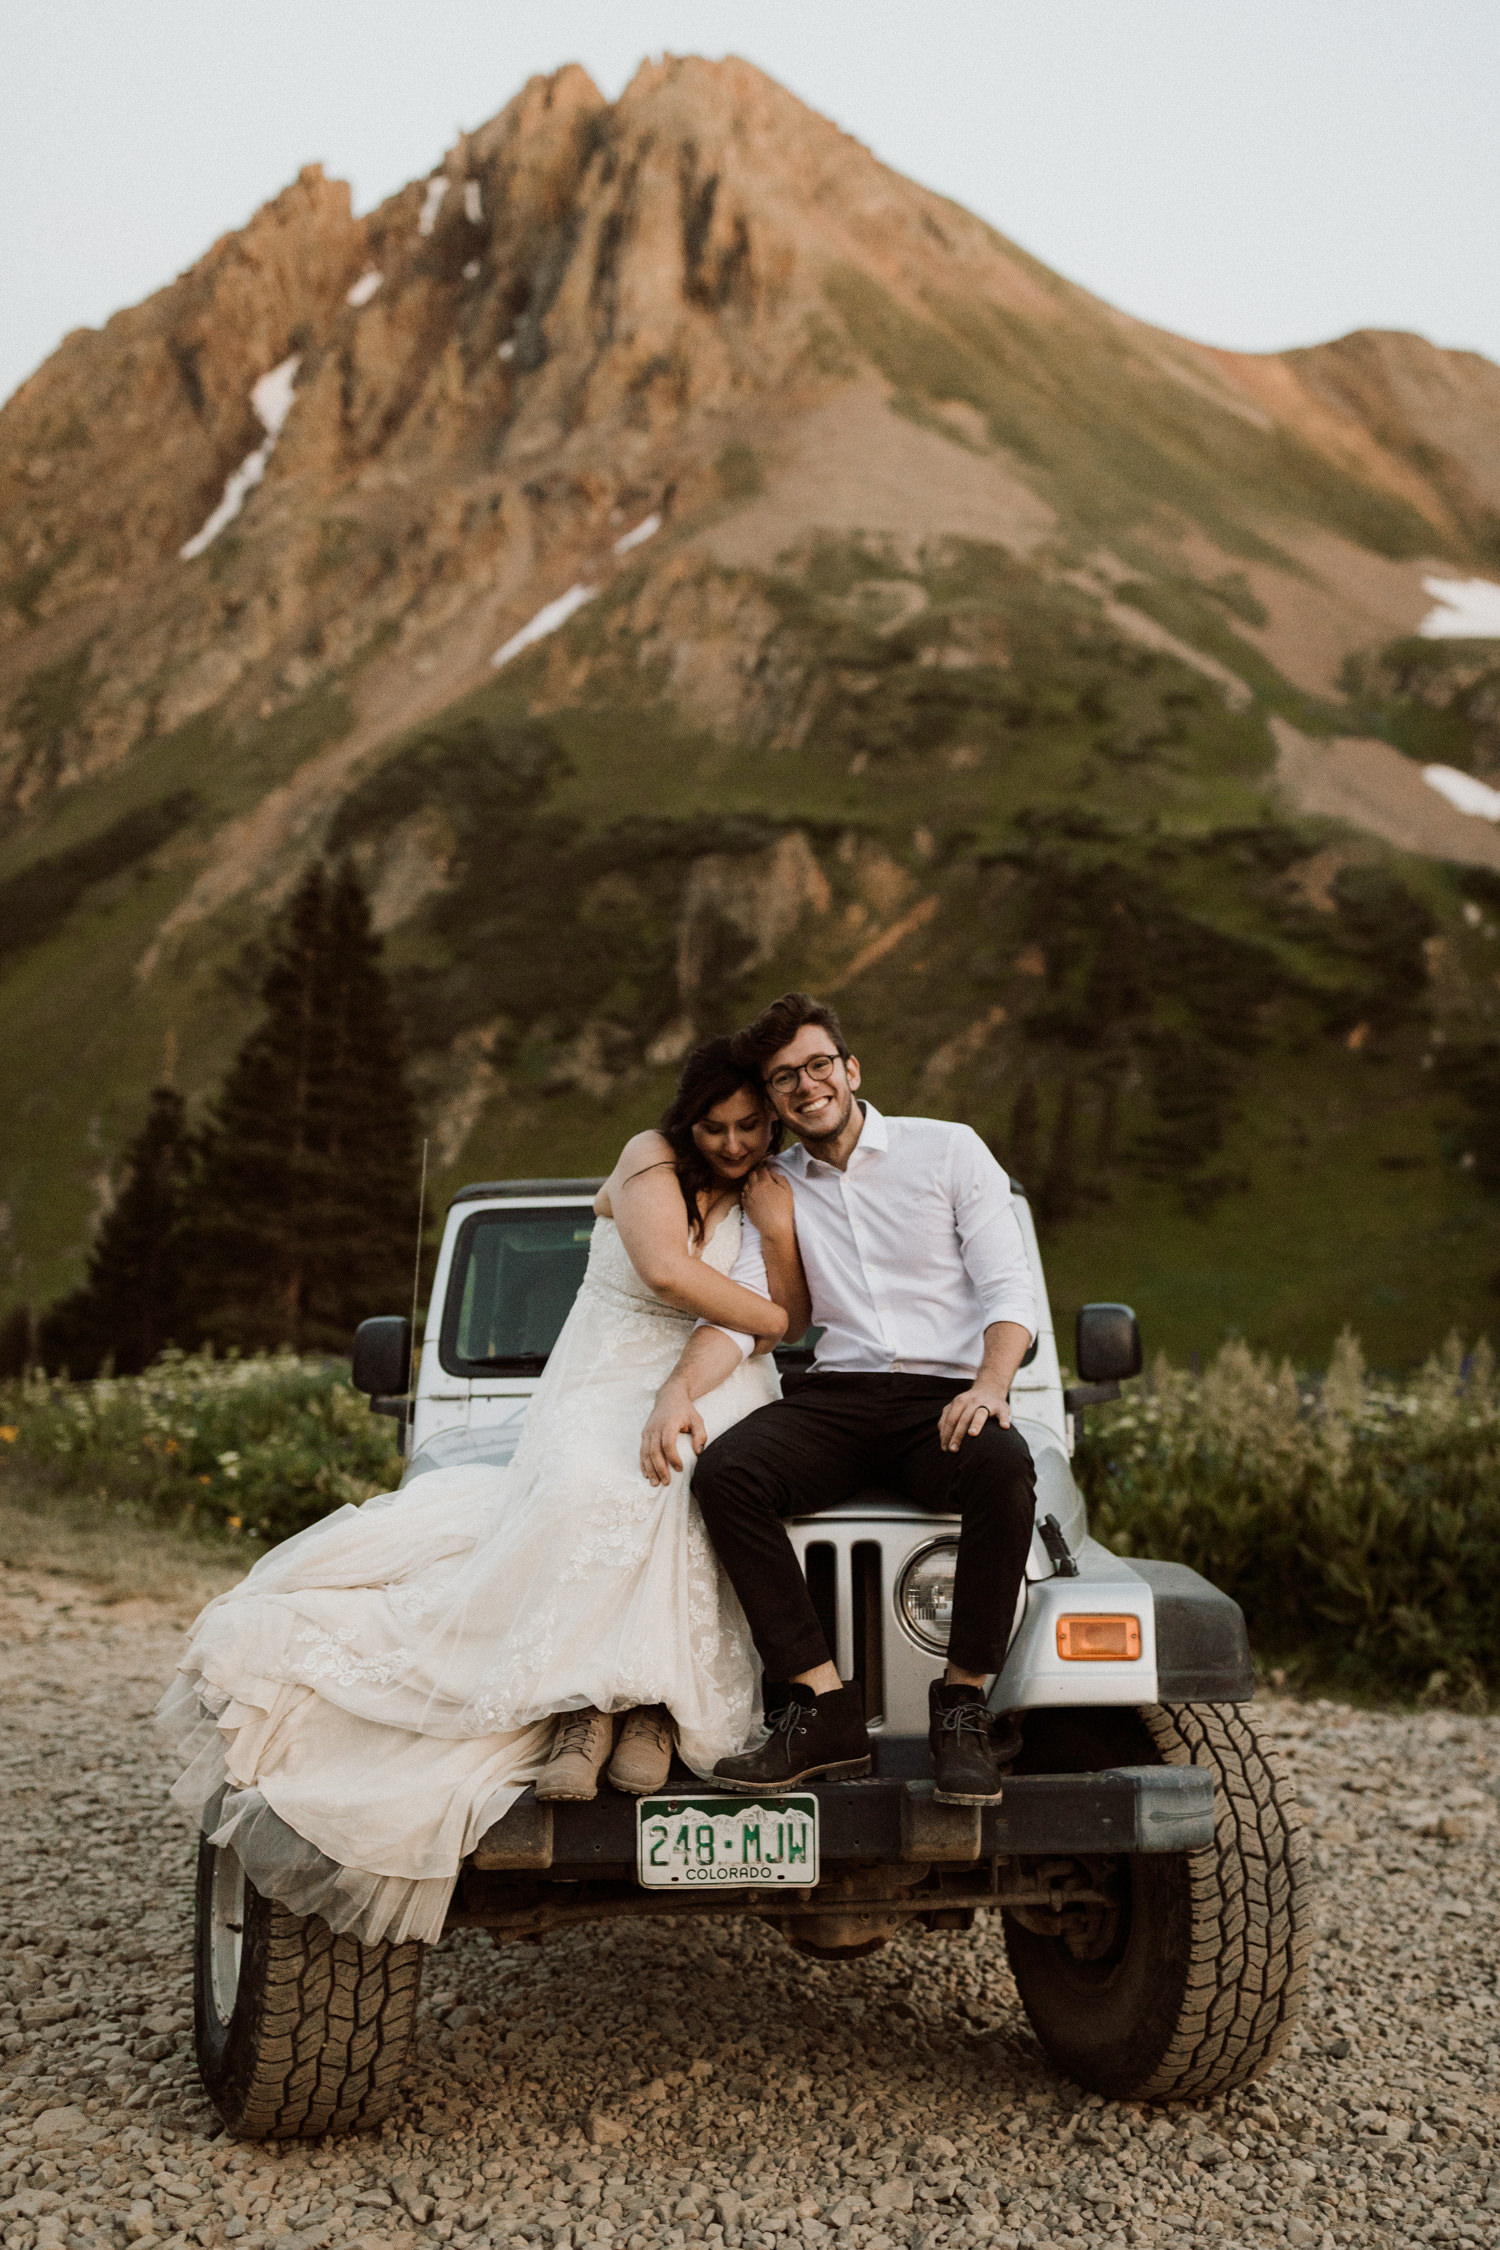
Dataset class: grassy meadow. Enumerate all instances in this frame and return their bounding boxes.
[0,1348,400,1552]
[3,1333,1496,1706]
[3,525,1498,1363]
[1077,1331,1500,1703]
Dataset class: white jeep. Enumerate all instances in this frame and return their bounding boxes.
[193,1175,1310,2139]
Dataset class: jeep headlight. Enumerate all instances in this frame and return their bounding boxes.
[896,1539,959,1653]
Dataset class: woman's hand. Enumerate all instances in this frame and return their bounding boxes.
[612,1147,784,1339]
[742,1162,795,1242]
[745,1163,813,1343]
[640,1380,707,1486]
[639,1327,747,1481]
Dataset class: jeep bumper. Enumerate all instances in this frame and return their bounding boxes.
[470,1762,1214,1875]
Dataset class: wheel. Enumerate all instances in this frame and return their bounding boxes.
[193,1834,425,2139]
[1001,1702,1312,2101]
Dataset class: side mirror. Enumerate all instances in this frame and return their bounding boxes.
[1065,1302,1142,1418]
[352,1315,411,1399]
[1076,1303,1142,1384]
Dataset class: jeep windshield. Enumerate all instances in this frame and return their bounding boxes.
[440,1206,597,1375]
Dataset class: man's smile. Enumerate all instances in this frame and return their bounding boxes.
[792,1090,837,1126]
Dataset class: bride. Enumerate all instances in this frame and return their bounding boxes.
[159,1038,802,1947]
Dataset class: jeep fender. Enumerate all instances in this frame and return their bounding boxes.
[995,1549,1254,1711]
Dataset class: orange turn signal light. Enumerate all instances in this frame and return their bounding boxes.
[1056,1614,1142,1661]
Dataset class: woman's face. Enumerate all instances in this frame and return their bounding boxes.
[691,1087,774,1181]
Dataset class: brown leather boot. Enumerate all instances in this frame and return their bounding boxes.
[607,1705,676,1795]
[535,1706,615,1801]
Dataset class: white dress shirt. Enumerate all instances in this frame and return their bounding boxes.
[716,1102,1036,1377]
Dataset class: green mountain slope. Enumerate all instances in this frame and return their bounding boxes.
[2,56,1499,1362]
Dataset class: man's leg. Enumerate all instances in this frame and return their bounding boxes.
[691,1386,869,1681]
[692,1382,876,1789]
[887,1401,1037,1804]
[890,1409,1037,1673]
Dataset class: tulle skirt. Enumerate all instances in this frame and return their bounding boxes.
[157,1217,776,1944]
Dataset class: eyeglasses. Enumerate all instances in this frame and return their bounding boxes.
[766,1051,844,1095]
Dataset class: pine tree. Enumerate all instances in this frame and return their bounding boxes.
[0,1303,33,1378]
[1005,1078,1040,1189]
[191,859,420,1353]
[37,1087,197,1375]
[1040,1078,1081,1227]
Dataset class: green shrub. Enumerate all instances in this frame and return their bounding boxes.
[0,1349,401,1548]
[1077,1331,1500,1699]
[0,790,199,969]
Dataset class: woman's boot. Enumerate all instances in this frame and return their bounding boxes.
[607,1705,675,1795]
[536,1706,615,1800]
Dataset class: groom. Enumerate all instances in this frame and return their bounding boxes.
[641,992,1037,1806]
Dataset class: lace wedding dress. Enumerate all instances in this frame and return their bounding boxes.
[158,1209,776,1946]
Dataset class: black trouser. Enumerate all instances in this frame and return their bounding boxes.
[692,1373,1037,1682]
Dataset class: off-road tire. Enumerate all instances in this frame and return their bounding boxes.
[1002,1702,1312,2101]
[193,1835,424,2139]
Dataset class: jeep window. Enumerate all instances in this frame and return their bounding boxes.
[440,1208,596,1375]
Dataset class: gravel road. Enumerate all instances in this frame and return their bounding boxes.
[2,1560,1497,2250]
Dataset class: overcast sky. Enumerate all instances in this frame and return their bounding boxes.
[3,0,1497,408]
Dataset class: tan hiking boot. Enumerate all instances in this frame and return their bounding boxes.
[535,1706,615,1801]
[608,1704,675,1795]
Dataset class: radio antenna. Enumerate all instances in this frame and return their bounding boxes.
[408,1137,430,1399]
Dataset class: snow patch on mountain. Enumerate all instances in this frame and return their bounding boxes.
[1419,577,1500,639]
[490,584,597,669]
[1424,764,1500,821]
[179,354,301,561]
[613,512,662,556]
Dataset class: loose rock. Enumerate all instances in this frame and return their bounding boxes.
[1,1568,1496,2250]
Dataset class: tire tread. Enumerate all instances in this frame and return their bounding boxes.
[1003,1700,1312,2104]
[1128,1701,1311,2100]
[194,1839,425,2140]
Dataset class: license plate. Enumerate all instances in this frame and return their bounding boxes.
[636,1794,819,1889]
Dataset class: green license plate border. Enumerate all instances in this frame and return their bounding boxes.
[635,1792,820,1890]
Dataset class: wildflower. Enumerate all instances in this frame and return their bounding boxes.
[226,1515,243,1532]
[0,1426,17,1443]
[199,1474,211,1485]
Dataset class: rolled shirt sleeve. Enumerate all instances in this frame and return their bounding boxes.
[949,1128,1036,1343]
[697,1210,767,1360]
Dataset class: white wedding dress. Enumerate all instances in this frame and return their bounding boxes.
[158,1209,776,1947]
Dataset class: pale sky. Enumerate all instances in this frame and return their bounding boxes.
[3,0,1497,408]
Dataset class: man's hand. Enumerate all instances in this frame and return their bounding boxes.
[641,1381,707,1486]
[937,1384,1012,1452]
[939,1322,1031,1451]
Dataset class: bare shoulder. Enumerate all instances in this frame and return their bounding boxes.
[616,1127,673,1175]
[609,1129,675,1192]
[596,1129,674,1216]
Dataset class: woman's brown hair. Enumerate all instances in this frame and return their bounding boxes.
[657,1036,782,1237]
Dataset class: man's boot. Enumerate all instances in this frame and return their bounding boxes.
[712,1682,870,1793]
[929,1681,1015,1806]
[536,1706,615,1801]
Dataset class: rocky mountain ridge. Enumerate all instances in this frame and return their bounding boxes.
[3,54,1499,1358]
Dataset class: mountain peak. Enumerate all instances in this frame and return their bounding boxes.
[2,55,1499,1350]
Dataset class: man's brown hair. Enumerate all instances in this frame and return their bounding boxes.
[733,992,850,1077]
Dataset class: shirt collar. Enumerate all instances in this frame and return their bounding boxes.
[855,1099,889,1153]
[780,1099,887,1177]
